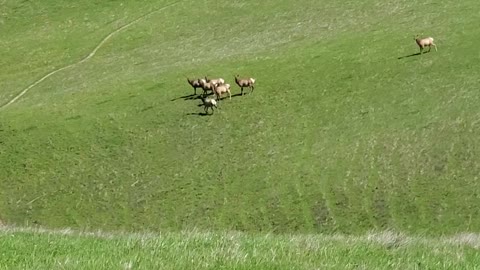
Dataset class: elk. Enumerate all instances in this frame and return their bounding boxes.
[186,77,202,95]
[200,95,218,114]
[199,78,215,96]
[213,83,231,101]
[205,76,225,87]
[414,35,437,54]
[234,75,255,95]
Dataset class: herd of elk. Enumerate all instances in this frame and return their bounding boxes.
[185,34,438,115]
[186,75,256,114]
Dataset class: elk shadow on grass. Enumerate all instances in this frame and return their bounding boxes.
[186,112,211,117]
[397,51,430,59]
[171,93,202,101]
[194,94,233,104]
[140,106,154,112]
[65,115,82,121]
[172,90,249,102]
[215,92,247,101]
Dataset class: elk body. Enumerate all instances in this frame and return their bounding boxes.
[186,78,202,95]
[213,83,231,101]
[414,36,437,54]
[205,76,225,87]
[199,78,215,95]
[200,95,218,114]
[234,75,255,95]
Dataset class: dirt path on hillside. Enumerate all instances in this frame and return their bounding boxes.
[0,1,181,110]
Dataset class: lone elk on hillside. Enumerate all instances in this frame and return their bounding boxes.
[414,35,437,54]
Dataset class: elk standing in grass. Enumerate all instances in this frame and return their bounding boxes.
[199,78,215,96]
[200,95,218,114]
[414,35,437,54]
[205,76,225,87]
[213,83,231,101]
[186,78,202,95]
[234,75,255,95]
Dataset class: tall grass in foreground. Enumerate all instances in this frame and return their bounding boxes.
[1,226,480,269]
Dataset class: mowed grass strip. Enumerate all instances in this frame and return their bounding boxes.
[2,227,480,269]
[0,0,480,234]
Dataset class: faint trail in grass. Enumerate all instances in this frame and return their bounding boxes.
[0,1,181,110]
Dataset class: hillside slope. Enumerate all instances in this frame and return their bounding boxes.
[1,0,480,234]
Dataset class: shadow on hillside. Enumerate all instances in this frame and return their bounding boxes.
[397,51,431,59]
[171,93,201,101]
[172,91,251,102]
[186,112,212,116]
[140,106,154,112]
[65,115,81,121]
[216,93,250,100]
[192,95,243,105]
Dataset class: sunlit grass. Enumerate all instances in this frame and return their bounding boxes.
[2,226,480,269]
[1,0,480,235]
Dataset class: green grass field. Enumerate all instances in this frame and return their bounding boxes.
[1,0,480,250]
[3,227,480,269]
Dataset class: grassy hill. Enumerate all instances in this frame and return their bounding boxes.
[1,0,480,235]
